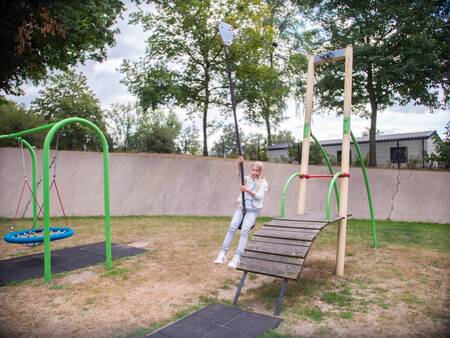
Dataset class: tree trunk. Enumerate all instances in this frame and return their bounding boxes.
[202,68,210,156]
[202,101,208,156]
[366,64,378,167]
[264,112,272,145]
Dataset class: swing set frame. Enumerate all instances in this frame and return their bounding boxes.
[0,117,112,283]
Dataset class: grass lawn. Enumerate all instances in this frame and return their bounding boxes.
[0,216,448,337]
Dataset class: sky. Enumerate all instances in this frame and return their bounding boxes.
[8,1,449,145]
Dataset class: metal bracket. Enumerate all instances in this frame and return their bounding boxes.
[274,278,288,316]
[233,271,248,305]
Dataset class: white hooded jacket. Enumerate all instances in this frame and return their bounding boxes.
[237,176,269,210]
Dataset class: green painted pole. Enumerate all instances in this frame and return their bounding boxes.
[0,123,57,141]
[311,133,340,207]
[280,172,300,217]
[42,117,111,283]
[351,131,378,248]
[326,172,344,221]
[16,138,38,227]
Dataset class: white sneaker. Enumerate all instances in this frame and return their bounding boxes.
[228,255,240,269]
[214,251,227,264]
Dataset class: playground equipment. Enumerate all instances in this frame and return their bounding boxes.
[226,43,378,315]
[3,137,74,246]
[0,117,112,283]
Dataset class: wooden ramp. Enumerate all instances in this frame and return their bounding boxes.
[234,212,345,315]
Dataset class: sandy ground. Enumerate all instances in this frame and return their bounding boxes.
[0,217,448,337]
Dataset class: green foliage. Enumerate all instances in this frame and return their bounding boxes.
[211,124,241,158]
[0,98,46,147]
[121,0,232,155]
[299,0,449,166]
[234,1,308,145]
[131,111,182,153]
[321,288,353,308]
[105,102,143,151]
[243,133,268,161]
[178,124,201,155]
[31,70,108,150]
[122,0,303,154]
[271,130,296,144]
[304,307,325,322]
[259,330,291,338]
[432,122,450,168]
[211,124,267,160]
[0,0,124,95]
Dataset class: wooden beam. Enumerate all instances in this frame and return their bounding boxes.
[335,45,353,277]
[297,55,315,214]
[314,48,346,65]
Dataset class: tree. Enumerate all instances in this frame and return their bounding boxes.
[122,0,281,156]
[178,124,201,155]
[31,70,108,150]
[105,102,142,151]
[132,110,182,153]
[298,0,449,166]
[271,130,296,144]
[235,1,306,145]
[433,121,450,168]
[0,0,124,95]
[0,98,46,147]
[211,124,243,158]
[243,133,268,161]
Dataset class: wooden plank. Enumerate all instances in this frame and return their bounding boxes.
[252,236,311,247]
[238,256,301,280]
[246,241,309,257]
[256,229,316,241]
[265,220,326,230]
[262,225,320,235]
[242,251,304,266]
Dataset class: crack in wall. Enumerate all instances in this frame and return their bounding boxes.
[388,170,401,220]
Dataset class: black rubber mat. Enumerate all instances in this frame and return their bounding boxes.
[0,242,146,286]
[146,303,281,338]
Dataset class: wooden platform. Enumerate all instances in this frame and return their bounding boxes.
[237,212,343,281]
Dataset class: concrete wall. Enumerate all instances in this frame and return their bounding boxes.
[1,148,449,223]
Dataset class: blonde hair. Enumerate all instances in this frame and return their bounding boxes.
[251,161,266,192]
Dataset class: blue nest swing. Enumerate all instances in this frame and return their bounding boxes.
[4,227,74,244]
[5,138,74,246]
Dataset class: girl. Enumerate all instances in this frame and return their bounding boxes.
[214,156,269,268]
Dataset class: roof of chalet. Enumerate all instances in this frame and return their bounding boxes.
[320,130,438,146]
[267,143,291,150]
[267,131,438,150]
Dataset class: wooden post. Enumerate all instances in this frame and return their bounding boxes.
[335,45,353,277]
[297,55,315,214]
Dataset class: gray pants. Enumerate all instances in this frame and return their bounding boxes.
[221,207,259,257]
